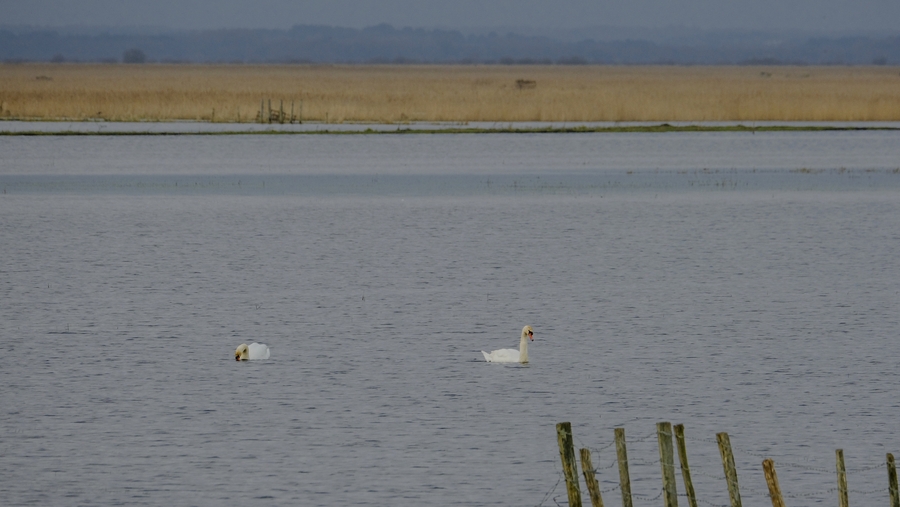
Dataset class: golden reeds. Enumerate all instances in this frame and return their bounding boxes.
[2,63,899,122]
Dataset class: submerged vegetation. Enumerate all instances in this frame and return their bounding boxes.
[2,64,900,123]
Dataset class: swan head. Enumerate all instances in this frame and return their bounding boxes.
[235,344,249,361]
[521,325,534,341]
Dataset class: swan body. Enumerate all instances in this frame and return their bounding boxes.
[481,326,534,363]
[235,342,270,361]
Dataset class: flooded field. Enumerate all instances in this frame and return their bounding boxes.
[1,129,899,506]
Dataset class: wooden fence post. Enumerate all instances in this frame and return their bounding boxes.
[717,432,743,507]
[615,428,633,507]
[762,459,785,507]
[889,453,899,507]
[657,422,678,507]
[674,424,698,507]
[580,448,605,507]
[835,449,848,507]
[557,422,582,507]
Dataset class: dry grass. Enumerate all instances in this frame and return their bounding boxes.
[2,63,900,123]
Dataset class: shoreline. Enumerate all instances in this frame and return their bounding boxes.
[3,120,900,136]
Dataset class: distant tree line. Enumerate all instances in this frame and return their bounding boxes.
[1,23,898,65]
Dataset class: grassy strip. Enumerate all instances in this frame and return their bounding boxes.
[2,124,900,136]
[5,65,900,122]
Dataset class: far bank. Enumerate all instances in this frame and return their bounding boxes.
[2,64,899,123]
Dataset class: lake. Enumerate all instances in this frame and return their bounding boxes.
[1,129,899,506]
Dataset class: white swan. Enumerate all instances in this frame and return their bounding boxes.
[235,342,270,361]
[481,325,534,363]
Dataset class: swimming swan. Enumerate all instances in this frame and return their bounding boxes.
[481,326,534,363]
[235,343,270,361]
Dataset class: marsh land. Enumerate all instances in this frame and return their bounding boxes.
[2,63,899,123]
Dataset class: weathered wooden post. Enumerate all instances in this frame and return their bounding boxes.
[762,459,785,507]
[267,99,272,123]
[888,453,899,507]
[835,449,848,507]
[580,448,605,507]
[717,432,742,507]
[674,424,698,507]
[259,99,264,123]
[615,428,633,507]
[279,100,285,124]
[657,422,678,507]
[557,422,582,507]
[290,101,295,124]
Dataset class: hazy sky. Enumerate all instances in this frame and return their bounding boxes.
[3,0,899,33]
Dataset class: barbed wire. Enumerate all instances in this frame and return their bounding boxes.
[536,475,561,507]
[780,487,837,499]
[574,434,617,454]
[630,486,665,502]
[582,457,620,474]
[847,485,891,496]
[678,462,727,481]
[682,431,889,474]
[694,495,731,507]
[578,430,657,456]
[848,462,890,474]
[599,483,621,494]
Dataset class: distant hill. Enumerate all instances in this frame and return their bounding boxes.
[1,24,898,65]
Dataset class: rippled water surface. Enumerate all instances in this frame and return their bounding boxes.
[1,131,899,506]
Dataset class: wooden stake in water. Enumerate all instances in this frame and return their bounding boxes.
[615,428,633,507]
[556,422,582,507]
[717,432,742,507]
[580,448,605,507]
[657,422,678,507]
[674,424,698,507]
[836,449,848,507]
[889,453,899,507]
[762,459,785,507]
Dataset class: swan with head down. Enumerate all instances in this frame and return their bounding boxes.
[481,326,534,363]
[235,343,270,361]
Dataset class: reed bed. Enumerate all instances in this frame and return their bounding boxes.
[2,63,900,122]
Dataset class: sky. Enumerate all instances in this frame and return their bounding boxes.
[3,0,899,34]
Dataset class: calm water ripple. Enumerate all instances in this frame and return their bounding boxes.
[1,131,899,506]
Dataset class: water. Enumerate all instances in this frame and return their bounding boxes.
[1,130,899,506]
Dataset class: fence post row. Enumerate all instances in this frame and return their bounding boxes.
[762,459,785,507]
[615,427,633,507]
[835,448,848,507]
[889,453,899,507]
[657,422,679,507]
[580,448,605,507]
[257,98,300,124]
[557,422,583,507]
[717,432,743,507]
[673,424,698,507]
[554,423,899,507]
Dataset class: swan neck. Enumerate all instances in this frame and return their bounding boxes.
[519,335,529,363]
